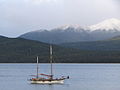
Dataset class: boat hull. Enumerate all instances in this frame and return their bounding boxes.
[30,79,64,84]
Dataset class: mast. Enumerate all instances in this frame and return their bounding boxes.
[36,56,39,79]
[50,45,53,79]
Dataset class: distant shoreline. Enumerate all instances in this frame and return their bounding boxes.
[0,63,120,64]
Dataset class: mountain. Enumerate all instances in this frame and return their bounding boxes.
[88,18,120,31]
[86,18,120,41]
[1,36,120,63]
[20,18,120,44]
[20,28,92,44]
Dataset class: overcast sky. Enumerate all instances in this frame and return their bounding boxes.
[0,0,120,37]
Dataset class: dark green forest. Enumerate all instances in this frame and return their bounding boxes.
[1,36,120,63]
[61,40,120,51]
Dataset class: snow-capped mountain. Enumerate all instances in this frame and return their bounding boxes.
[88,18,120,31]
[54,18,120,31]
[20,18,120,44]
[54,24,81,30]
[52,24,86,33]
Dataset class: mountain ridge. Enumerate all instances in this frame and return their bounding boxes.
[20,18,120,44]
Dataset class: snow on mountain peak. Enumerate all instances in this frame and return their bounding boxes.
[52,18,120,32]
[88,18,120,31]
[55,24,81,30]
[54,18,120,32]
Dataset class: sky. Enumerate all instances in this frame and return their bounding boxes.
[0,0,120,37]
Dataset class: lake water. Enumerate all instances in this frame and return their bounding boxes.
[0,64,120,90]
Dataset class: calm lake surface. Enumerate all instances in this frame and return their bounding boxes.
[0,64,120,90]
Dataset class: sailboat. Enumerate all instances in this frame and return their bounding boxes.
[30,45,69,84]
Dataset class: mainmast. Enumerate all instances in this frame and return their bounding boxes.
[50,45,53,79]
[36,56,39,79]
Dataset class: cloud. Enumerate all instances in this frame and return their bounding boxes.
[29,0,57,4]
